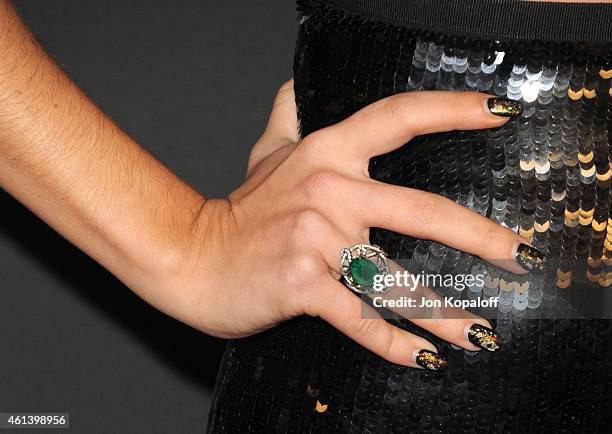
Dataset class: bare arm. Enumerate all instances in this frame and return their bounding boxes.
[0,0,541,368]
[0,1,209,323]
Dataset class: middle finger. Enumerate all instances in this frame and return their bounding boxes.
[351,180,548,275]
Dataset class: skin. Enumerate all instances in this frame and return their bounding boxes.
[0,0,597,368]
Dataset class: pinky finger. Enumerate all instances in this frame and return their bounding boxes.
[313,278,449,371]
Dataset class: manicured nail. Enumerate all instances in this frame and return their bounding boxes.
[515,243,548,273]
[415,349,448,371]
[467,324,503,352]
[487,97,523,117]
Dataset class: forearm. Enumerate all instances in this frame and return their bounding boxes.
[0,1,208,319]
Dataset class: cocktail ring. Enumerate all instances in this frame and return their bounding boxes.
[340,244,390,294]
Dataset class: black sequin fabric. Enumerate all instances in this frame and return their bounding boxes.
[207,1,612,432]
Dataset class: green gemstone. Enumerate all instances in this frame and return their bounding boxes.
[349,258,380,287]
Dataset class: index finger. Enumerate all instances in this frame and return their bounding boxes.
[303,91,522,165]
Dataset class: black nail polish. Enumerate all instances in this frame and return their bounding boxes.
[415,350,448,372]
[515,243,548,273]
[487,97,523,117]
[468,324,503,352]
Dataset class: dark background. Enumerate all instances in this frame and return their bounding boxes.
[0,1,297,433]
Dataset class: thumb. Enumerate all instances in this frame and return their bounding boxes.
[248,79,299,173]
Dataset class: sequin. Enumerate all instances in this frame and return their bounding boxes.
[208,2,612,432]
[314,401,328,413]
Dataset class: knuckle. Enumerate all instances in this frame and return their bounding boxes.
[352,317,384,339]
[382,93,415,120]
[300,131,326,155]
[292,209,329,243]
[450,93,489,128]
[475,221,501,250]
[299,170,342,202]
[294,209,327,231]
[282,253,324,291]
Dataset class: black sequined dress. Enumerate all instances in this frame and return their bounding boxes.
[208,1,612,432]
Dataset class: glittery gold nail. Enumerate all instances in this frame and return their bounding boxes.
[486,97,523,118]
[415,350,448,372]
[515,243,548,273]
[467,324,503,352]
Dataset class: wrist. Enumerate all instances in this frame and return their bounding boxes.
[161,197,235,331]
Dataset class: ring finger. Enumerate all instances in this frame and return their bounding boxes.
[312,224,499,366]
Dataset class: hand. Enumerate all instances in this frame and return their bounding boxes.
[178,80,539,369]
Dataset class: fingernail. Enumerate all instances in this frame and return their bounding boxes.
[467,324,503,352]
[487,97,523,117]
[415,349,448,372]
[515,243,548,273]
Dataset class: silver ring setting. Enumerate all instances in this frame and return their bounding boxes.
[340,244,390,294]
